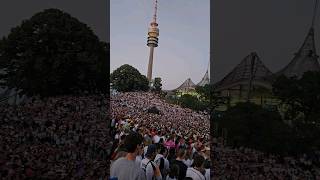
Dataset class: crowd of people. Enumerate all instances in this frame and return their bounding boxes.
[3,90,319,179]
[0,95,112,179]
[110,92,211,180]
[213,139,320,179]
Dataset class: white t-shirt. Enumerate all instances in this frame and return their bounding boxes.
[154,154,170,173]
[111,119,115,127]
[153,135,160,143]
[135,155,142,167]
[140,158,162,180]
[183,159,193,167]
[186,167,205,180]
[205,168,210,180]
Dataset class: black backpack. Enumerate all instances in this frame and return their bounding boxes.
[158,157,165,176]
[146,160,156,171]
[144,160,156,180]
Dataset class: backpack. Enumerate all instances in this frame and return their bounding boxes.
[159,157,166,176]
[146,160,156,171]
[159,157,164,170]
[143,160,156,180]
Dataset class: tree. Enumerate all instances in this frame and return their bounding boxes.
[110,64,149,92]
[272,72,320,154]
[195,84,227,112]
[179,94,206,111]
[273,72,320,123]
[0,8,109,97]
[217,102,292,155]
[153,77,162,93]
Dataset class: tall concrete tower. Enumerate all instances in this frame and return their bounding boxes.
[147,0,159,82]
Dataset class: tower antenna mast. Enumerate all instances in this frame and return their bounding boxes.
[153,0,158,23]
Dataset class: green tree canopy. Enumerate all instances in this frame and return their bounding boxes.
[179,94,206,111]
[195,84,227,112]
[153,77,162,93]
[273,71,320,123]
[0,8,109,97]
[272,71,320,155]
[217,102,291,155]
[110,64,149,92]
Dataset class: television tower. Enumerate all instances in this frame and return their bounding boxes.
[146,0,159,82]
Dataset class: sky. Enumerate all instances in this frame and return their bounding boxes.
[213,0,320,83]
[110,0,210,90]
[0,0,108,42]
[1,1,318,88]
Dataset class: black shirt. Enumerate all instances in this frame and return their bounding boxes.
[171,159,188,180]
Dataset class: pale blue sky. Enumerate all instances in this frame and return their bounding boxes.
[111,0,210,90]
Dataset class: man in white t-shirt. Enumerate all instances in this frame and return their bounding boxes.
[153,134,160,144]
[154,144,169,178]
[186,154,206,180]
[140,144,162,180]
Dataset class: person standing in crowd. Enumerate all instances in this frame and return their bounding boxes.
[166,164,179,180]
[154,144,170,178]
[171,148,188,180]
[167,148,176,164]
[110,132,146,180]
[153,131,161,144]
[186,154,206,180]
[135,142,144,167]
[183,150,193,168]
[201,147,211,180]
[140,144,162,180]
[110,118,116,136]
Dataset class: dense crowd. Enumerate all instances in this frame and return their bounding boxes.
[0,95,111,179]
[110,92,211,180]
[213,139,320,179]
[3,90,318,179]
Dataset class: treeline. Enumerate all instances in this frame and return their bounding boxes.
[216,71,320,156]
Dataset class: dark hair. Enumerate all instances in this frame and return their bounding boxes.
[120,134,126,141]
[204,159,211,169]
[159,144,167,154]
[167,148,176,162]
[184,178,193,180]
[118,143,127,152]
[192,154,205,168]
[123,132,143,153]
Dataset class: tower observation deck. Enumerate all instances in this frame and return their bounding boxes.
[147,0,159,82]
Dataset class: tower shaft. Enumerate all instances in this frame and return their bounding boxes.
[147,47,155,81]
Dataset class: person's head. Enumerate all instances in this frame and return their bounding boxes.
[159,138,164,144]
[202,146,210,159]
[177,147,187,159]
[185,149,192,159]
[113,144,128,160]
[123,132,143,155]
[192,154,205,168]
[145,144,157,160]
[168,148,176,157]
[144,137,152,146]
[158,144,167,155]
[119,134,126,144]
